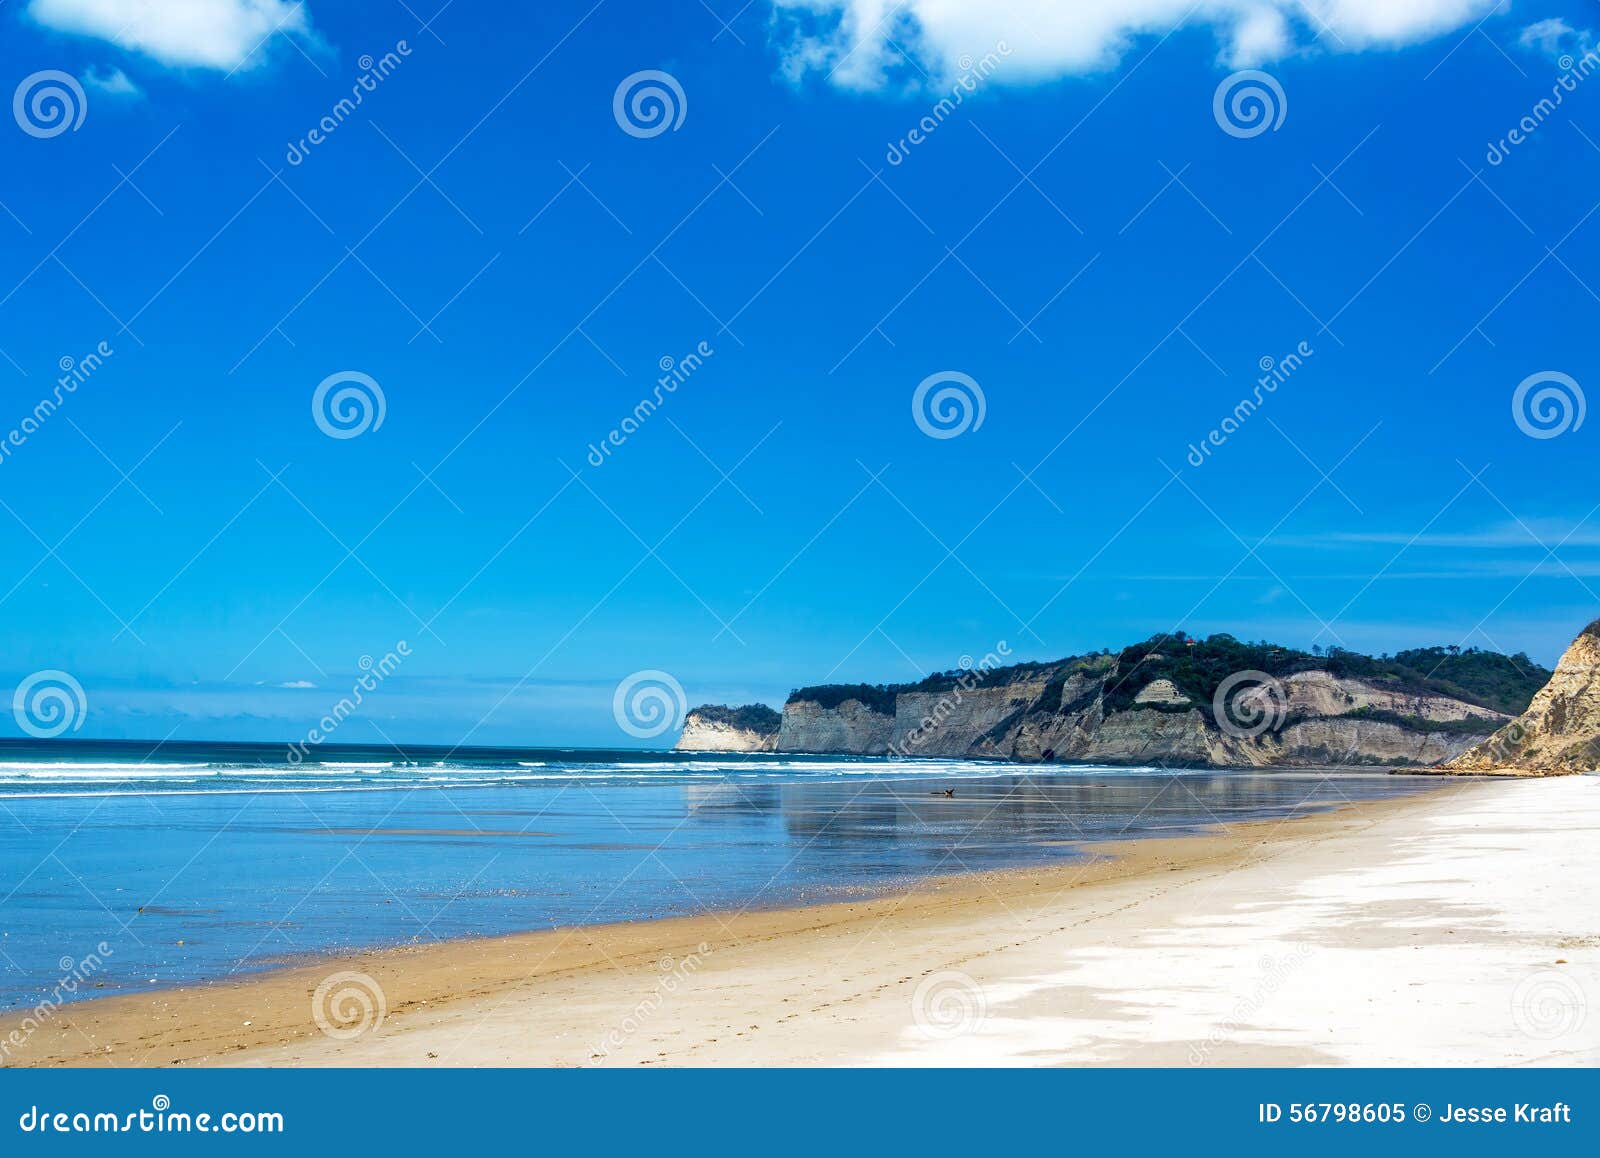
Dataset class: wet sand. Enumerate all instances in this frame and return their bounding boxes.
[5,774,1595,1067]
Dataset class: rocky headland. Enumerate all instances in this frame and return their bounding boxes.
[675,629,1580,770]
[1442,619,1600,775]
[675,703,782,752]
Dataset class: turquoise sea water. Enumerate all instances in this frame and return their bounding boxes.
[0,739,1438,1010]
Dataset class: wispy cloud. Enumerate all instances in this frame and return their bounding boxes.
[1518,17,1594,61]
[770,0,1503,89]
[28,0,323,72]
[1119,562,1600,581]
[1310,520,1600,550]
[82,64,143,98]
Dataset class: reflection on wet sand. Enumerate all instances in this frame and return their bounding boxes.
[685,770,1432,874]
[0,766,1434,1010]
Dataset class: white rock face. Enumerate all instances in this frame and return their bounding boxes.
[1278,670,1505,724]
[1133,678,1190,706]
[675,714,778,753]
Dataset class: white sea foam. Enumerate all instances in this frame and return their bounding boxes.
[0,761,212,774]
[0,785,417,800]
[0,753,1167,799]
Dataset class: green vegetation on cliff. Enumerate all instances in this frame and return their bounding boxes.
[787,684,899,715]
[1099,633,1550,718]
[1341,706,1503,735]
[686,703,782,733]
[788,632,1552,720]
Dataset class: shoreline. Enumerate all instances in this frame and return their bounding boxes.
[14,774,1593,1067]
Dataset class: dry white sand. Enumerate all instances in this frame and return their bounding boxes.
[864,774,1599,1066]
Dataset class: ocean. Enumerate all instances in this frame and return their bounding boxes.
[0,739,1438,1010]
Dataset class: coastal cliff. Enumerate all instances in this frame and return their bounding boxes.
[679,632,1555,768]
[675,704,781,752]
[1442,620,1600,775]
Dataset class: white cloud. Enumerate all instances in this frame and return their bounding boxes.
[28,0,321,72]
[1518,17,1594,60]
[770,0,1501,88]
[82,64,142,98]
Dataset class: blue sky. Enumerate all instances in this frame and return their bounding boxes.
[1,0,1598,746]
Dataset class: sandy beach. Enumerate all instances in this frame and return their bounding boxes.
[6,773,1595,1068]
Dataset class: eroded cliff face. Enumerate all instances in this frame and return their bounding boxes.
[889,676,1054,755]
[777,666,1509,767]
[1268,671,1500,723]
[776,699,894,754]
[676,712,779,752]
[1268,716,1483,767]
[1444,623,1600,775]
